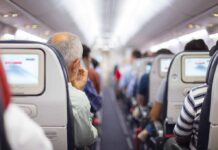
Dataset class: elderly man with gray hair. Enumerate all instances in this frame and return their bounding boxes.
[48,32,98,148]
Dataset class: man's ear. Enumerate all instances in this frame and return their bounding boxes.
[69,59,80,76]
[73,59,80,68]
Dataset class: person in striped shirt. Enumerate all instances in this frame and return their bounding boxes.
[174,41,218,150]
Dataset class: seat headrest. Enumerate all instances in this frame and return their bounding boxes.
[0,60,11,110]
[206,51,218,85]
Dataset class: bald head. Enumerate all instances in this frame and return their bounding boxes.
[48,32,83,67]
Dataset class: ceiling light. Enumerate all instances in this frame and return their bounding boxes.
[11,13,18,17]
[213,12,218,17]
[32,24,38,29]
[3,14,9,18]
[187,24,194,29]
[111,0,173,46]
[208,24,213,27]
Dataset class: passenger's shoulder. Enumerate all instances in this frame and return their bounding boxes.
[189,84,208,100]
[68,84,90,104]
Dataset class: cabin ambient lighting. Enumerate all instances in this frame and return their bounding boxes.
[188,24,194,29]
[63,0,101,45]
[209,33,218,40]
[111,0,173,46]
[12,13,18,17]
[15,30,46,42]
[32,24,39,29]
[213,12,218,17]
[150,29,208,52]
[3,14,9,18]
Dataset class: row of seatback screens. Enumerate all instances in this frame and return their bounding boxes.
[0,50,210,95]
[158,56,209,82]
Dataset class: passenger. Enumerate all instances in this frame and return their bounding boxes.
[136,49,172,108]
[114,65,122,83]
[118,49,141,95]
[184,39,209,51]
[137,49,173,141]
[82,44,101,94]
[92,58,102,79]
[0,60,53,150]
[173,41,218,150]
[48,32,98,148]
[81,44,102,113]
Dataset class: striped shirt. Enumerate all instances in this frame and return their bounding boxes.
[174,84,208,150]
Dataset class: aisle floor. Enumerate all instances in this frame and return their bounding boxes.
[100,87,132,150]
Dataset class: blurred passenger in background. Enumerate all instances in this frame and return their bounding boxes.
[137,49,174,142]
[92,58,103,85]
[82,45,102,147]
[136,49,172,108]
[184,39,209,51]
[83,44,101,94]
[118,49,141,95]
[82,44,102,113]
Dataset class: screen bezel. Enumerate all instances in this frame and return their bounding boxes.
[159,58,172,77]
[181,55,209,83]
[0,49,45,95]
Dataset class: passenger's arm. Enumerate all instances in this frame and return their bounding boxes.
[72,93,98,148]
[136,94,146,106]
[174,93,195,146]
[149,102,162,121]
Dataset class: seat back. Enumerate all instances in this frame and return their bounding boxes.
[197,51,218,150]
[166,52,209,123]
[149,55,173,106]
[0,41,73,150]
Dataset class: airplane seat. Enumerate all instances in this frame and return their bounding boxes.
[0,59,11,150]
[149,54,173,106]
[164,51,209,133]
[197,50,218,150]
[161,51,209,150]
[0,41,74,150]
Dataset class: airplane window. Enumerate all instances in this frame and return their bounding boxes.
[0,49,45,95]
[182,56,210,83]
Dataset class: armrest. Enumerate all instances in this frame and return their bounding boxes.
[163,138,189,150]
[153,121,164,137]
[164,118,175,137]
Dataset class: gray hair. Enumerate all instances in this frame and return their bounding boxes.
[47,32,83,67]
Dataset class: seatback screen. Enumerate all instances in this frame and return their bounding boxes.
[185,58,209,77]
[0,49,44,95]
[182,56,210,83]
[159,58,172,77]
[1,54,39,85]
